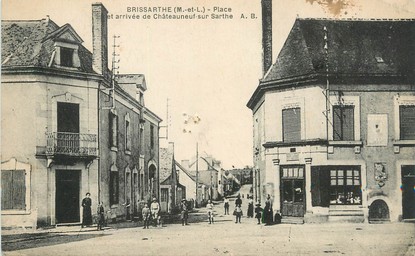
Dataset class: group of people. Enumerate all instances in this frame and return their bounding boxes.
[223,194,281,225]
[80,193,163,230]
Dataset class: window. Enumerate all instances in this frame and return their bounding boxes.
[1,170,26,210]
[333,105,354,141]
[60,47,74,67]
[330,167,361,205]
[109,111,118,148]
[282,108,301,142]
[125,120,131,151]
[150,125,155,149]
[110,166,119,205]
[399,105,415,140]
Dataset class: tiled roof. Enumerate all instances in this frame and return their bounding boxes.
[159,147,174,184]
[263,18,415,83]
[1,18,94,73]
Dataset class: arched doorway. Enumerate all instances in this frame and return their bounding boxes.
[369,199,390,223]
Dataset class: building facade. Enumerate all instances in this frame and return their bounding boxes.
[248,5,415,223]
[1,3,161,228]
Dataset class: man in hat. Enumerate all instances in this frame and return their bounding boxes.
[180,199,189,226]
[254,202,263,225]
[150,197,160,227]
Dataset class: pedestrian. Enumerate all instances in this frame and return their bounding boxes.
[180,199,189,226]
[97,202,105,230]
[142,203,151,229]
[263,194,273,225]
[224,196,230,215]
[235,194,242,207]
[81,192,92,228]
[247,196,254,218]
[274,210,282,224]
[235,205,242,223]
[206,200,214,224]
[255,202,263,224]
[150,197,160,227]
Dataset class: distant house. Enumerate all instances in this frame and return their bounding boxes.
[248,0,415,223]
[159,143,185,213]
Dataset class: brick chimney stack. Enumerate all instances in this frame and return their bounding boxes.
[261,0,272,77]
[92,3,108,77]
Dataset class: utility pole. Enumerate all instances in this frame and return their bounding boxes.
[195,142,199,207]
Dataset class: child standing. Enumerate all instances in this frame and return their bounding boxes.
[255,203,263,225]
[235,205,242,223]
[142,203,151,229]
[206,200,214,224]
[97,202,105,230]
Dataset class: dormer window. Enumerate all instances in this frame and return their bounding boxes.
[60,47,74,67]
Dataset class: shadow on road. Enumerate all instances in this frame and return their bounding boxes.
[2,232,110,251]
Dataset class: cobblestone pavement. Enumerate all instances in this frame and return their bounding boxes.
[2,197,415,256]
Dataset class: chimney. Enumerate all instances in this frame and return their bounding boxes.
[261,0,272,76]
[92,3,108,77]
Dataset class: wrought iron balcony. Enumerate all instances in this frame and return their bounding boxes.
[46,132,98,157]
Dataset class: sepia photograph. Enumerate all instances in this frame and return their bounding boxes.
[1,0,415,255]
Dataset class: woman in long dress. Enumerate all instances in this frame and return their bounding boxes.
[247,196,254,218]
[82,192,92,227]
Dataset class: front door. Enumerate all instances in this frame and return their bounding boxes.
[402,165,415,219]
[160,188,169,213]
[56,170,81,223]
[281,166,305,217]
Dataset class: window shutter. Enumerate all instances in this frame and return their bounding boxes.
[282,108,301,142]
[1,171,13,210]
[13,170,26,210]
[400,106,415,140]
[311,167,321,207]
[109,111,113,147]
[333,105,354,141]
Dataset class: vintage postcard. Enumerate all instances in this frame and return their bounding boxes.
[1,0,415,255]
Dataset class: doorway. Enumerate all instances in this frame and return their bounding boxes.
[56,170,81,223]
[160,188,169,213]
[280,166,305,217]
[402,165,415,219]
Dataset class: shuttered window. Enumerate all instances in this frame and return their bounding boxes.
[282,108,301,142]
[110,170,119,205]
[333,105,354,141]
[1,170,26,210]
[311,167,330,207]
[109,112,118,148]
[400,105,415,140]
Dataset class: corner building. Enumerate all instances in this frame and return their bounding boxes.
[247,16,415,223]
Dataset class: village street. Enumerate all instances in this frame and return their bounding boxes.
[2,192,415,256]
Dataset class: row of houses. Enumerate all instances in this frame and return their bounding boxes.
[247,0,415,223]
[1,3,162,228]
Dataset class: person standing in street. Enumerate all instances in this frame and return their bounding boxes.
[235,205,242,223]
[235,194,242,207]
[142,203,151,229]
[180,199,189,226]
[81,192,92,228]
[223,197,230,215]
[263,194,273,225]
[255,203,263,225]
[247,196,254,218]
[150,197,160,227]
[97,202,105,230]
[206,200,214,224]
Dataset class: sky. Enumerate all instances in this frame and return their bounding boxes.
[2,0,415,169]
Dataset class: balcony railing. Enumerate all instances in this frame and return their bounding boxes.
[46,132,98,157]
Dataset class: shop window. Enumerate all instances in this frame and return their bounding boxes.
[333,105,354,141]
[330,167,361,205]
[282,108,301,142]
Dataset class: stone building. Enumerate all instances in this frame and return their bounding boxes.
[1,3,161,228]
[247,0,415,223]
